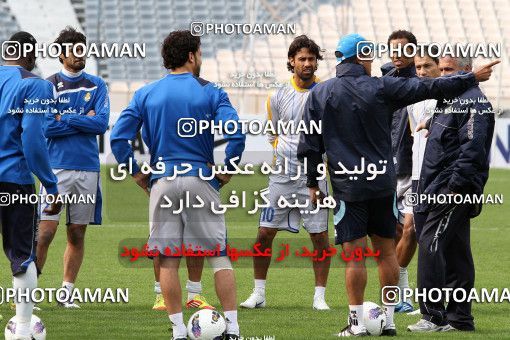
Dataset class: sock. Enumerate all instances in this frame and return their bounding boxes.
[314,286,326,299]
[154,281,161,295]
[13,262,37,337]
[169,312,187,338]
[224,310,240,336]
[62,280,74,292]
[254,279,266,295]
[398,267,411,303]
[186,280,202,301]
[348,305,365,333]
[383,305,395,327]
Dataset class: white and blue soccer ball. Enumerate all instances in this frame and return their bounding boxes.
[4,314,46,340]
[187,309,226,340]
[362,301,387,336]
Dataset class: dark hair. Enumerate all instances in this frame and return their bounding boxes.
[161,30,201,70]
[54,26,86,63]
[287,35,323,72]
[420,44,440,64]
[387,29,417,46]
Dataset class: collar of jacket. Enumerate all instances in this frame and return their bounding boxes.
[336,63,367,78]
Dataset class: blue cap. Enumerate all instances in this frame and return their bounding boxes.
[335,33,373,62]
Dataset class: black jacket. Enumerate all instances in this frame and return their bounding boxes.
[416,78,495,213]
[297,63,479,202]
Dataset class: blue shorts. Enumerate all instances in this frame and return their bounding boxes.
[0,182,38,275]
[333,194,398,244]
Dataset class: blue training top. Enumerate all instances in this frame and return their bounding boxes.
[45,71,110,172]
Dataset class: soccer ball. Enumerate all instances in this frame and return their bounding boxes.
[187,309,226,340]
[4,314,46,340]
[362,301,387,336]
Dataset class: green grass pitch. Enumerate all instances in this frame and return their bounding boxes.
[1,168,509,339]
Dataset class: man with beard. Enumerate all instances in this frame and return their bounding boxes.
[240,35,331,311]
[111,30,245,340]
[37,26,110,308]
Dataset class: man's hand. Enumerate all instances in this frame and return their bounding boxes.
[133,171,150,196]
[415,119,431,137]
[473,60,500,82]
[43,194,63,215]
[216,173,232,188]
[87,110,96,117]
[308,187,325,207]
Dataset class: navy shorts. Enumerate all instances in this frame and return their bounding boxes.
[333,194,398,244]
[0,182,38,275]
